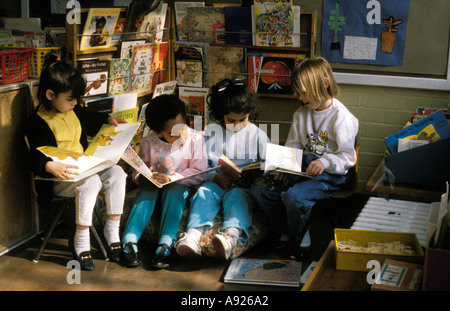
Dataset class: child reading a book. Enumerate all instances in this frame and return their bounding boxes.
[251,57,359,260]
[26,54,128,271]
[175,78,270,260]
[121,94,207,269]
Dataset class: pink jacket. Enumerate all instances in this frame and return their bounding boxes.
[132,127,207,187]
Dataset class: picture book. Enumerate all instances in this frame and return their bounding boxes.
[77,59,111,99]
[79,8,120,50]
[174,1,205,41]
[178,86,209,129]
[254,0,294,47]
[384,110,450,154]
[110,107,139,123]
[208,46,245,87]
[174,42,205,88]
[110,17,126,46]
[247,53,305,94]
[122,0,156,40]
[131,43,155,93]
[224,258,302,287]
[150,42,169,92]
[224,6,252,45]
[121,145,219,188]
[263,143,312,178]
[112,92,138,113]
[109,58,132,96]
[218,155,264,188]
[118,39,146,59]
[184,6,225,45]
[138,0,167,42]
[84,96,114,114]
[371,259,423,291]
[35,123,140,182]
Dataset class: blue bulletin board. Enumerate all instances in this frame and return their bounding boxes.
[321,0,410,66]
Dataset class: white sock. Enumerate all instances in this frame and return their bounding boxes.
[187,227,203,241]
[74,228,90,256]
[224,227,241,247]
[103,219,120,246]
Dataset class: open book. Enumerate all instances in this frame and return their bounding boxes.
[121,145,218,188]
[263,143,312,178]
[218,155,264,187]
[35,122,140,182]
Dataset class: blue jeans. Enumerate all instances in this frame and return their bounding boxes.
[251,154,347,244]
[187,182,254,240]
[122,183,193,248]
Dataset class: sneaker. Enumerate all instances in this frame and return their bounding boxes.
[212,231,237,260]
[175,233,202,259]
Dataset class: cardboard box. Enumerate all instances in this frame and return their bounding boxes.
[423,247,450,291]
[384,138,450,186]
[334,229,425,272]
[371,259,423,291]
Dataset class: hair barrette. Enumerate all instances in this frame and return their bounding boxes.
[56,57,62,62]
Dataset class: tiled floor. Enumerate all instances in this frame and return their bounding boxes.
[0,194,369,291]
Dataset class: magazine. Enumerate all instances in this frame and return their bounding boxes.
[35,123,140,182]
[121,145,219,188]
[224,258,302,287]
[79,8,121,50]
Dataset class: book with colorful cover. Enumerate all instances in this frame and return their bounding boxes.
[174,42,207,88]
[224,258,302,287]
[109,58,132,96]
[178,86,209,129]
[384,110,450,154]
[79,8,120,50]
[35,123,140,182]
[208,46,245,87]
[174,1,205,41]
[150,42,169,92]
[247,53,305,94]
[131,43,155,93]
[184,6,225,45]
[138,0,166,42]
[254,0,294,47]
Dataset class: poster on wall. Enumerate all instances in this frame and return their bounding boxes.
[321,0,410,66]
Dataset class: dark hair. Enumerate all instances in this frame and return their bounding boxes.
[96,16,106,27]
[207,78,257,123]
[146,94,187,133]
[37,53,86,112]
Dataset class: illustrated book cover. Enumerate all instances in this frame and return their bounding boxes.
[264,143,312,178]
[174,42,207,88]
[150,42,169,92]
[174,1,205,41]
[384,110,450,154]
[109,57,132,96]
[131,43,155,94]
[224,258,302,287]
[79,8,120,50]
[118,39,146,59]
[77,59,111,99]
[247,53,305,94]
[137,0,167,42]
[208,46,245,87]
[178,86,209,129]
[184,6,225,45]
[121,144,219,188]
[35,123,140,182]
[254,0,294,47]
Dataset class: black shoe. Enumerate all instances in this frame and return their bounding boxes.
[151,244,171,270]
[107,242,122,263]
[120,242,141,268]
[75,251,95,271]
[290,246,310,261]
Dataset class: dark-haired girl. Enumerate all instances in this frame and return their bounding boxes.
[175,78,270,261]
[26,54,128,271]
[121,94,207,269]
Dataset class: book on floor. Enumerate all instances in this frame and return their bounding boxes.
[224,258,302,287]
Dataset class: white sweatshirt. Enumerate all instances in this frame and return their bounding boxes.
[285,98,359,175]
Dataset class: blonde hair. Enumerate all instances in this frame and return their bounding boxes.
[291,57,339,103]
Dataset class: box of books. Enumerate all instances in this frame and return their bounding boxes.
[334,229,424,272]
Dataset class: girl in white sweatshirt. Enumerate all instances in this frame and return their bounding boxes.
[251,57,359,260]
